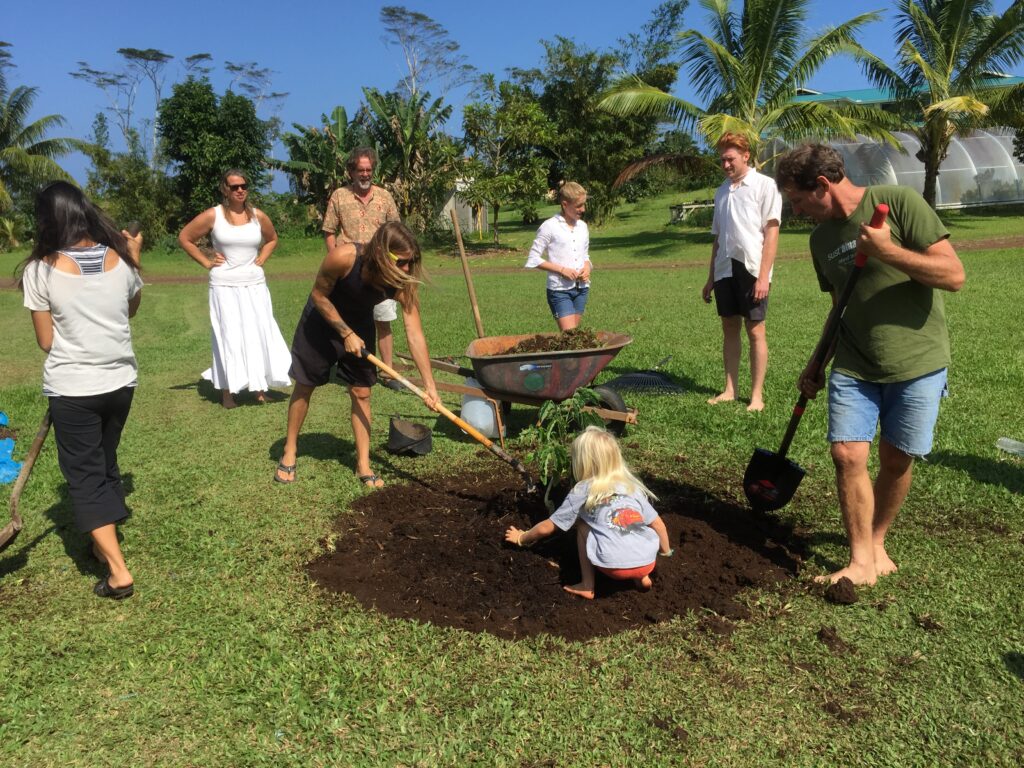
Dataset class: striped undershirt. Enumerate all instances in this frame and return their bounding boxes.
[58,244,108,275]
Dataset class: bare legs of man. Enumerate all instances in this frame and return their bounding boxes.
[276,382,314,483]
[708,316,766,410]
[816,438,914,585]
[349,385,381,487]
[746,318,767,411]
[276,383,381,487]
[708,315,742,405]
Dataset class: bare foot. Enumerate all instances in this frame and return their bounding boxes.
[746,399,764,412]
[707,392,736,405]
[255,391,267,404]
[563,583,595,600]
[221,392,238,409]
[814,563,877,586]
[635,575,653,591]
[874,545,898,577]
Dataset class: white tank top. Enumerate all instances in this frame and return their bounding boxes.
[209,205,266,287]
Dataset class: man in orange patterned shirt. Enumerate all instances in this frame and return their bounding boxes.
[323,147,402,376]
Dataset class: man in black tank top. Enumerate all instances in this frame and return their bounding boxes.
[274,224,439,488]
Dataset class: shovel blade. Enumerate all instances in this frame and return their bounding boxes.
[0,519,22,553]
[744,447,806,511]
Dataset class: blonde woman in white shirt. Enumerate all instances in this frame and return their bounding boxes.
[178,169,292,409]
[19,181,143,599]
[525,182,592,330]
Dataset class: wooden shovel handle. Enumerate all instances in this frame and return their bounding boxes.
[9,410,52,524]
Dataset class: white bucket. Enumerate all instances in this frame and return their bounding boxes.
[460,378,504,438]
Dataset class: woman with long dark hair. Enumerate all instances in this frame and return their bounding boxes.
[178,169,291,408]
[18,181,143,599]
[275,221,440,487]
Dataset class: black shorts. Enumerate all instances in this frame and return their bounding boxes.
[289,311,378,389]
[714,260,768,321]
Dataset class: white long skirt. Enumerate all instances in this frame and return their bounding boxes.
[203,282,292,393]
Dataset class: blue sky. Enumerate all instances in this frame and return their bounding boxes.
[5,0,1022,188]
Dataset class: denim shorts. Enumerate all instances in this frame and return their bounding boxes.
[827,368,948,457]
[546,286,589,319]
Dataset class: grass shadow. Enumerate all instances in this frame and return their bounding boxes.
[928,450,1024,494]
[1003,652,1024,682]
[267,432,357,469]
[0,524,56,579]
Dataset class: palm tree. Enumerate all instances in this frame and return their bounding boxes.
[862,0,1024,207]
[599,0,900,171]
[0,81,78,211]
[271,107,364,221]
[359,88,459,227]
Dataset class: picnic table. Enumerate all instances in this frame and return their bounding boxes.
[669,200,714,223]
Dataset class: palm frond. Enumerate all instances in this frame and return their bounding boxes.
[958,1,1024,83]
[611,152,712,188]
[679,30,743,105]
[598,77,702,130]
[779,12,882,98]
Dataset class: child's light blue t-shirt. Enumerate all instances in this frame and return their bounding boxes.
[549,480,660,568]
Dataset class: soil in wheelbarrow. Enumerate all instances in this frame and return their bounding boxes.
[504,327,601,355]
[306,468,807,641]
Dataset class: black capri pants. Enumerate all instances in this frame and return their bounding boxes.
[48,386,134,533]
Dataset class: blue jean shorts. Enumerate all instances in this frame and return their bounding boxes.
[546,286,589,319]
[827,368,948,457]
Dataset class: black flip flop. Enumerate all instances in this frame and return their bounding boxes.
[94,577,134,600]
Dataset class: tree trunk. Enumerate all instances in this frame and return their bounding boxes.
[491,202,500,246]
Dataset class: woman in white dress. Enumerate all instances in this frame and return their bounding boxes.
[178,169,292,408]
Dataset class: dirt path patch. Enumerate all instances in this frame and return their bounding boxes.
[307,470,806,640]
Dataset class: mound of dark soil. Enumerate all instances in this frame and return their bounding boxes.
[307,470,807,640]
[505,328,601,355]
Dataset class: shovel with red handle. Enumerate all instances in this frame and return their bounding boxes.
[744,203,889,512]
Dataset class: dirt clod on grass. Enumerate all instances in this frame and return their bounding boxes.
[504,327,601,355]
[824,577,858,605]
[306,470,806,640]
[817,625,854,655]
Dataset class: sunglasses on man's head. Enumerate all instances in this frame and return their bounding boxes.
[228,183,248,192]
[388,251,414,267]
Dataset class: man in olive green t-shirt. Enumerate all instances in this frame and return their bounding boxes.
[774,144,966,587]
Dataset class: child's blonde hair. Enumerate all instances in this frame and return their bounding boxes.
[558,181,586,205]
[571,426,655,510]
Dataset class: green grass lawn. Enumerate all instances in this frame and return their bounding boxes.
[1,197,1022,767]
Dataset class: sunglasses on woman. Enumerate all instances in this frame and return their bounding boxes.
[388,251,414,268]
[228,183,248,192]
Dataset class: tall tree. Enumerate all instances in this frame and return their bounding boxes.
[862,0,1024,207]
[158,78,270,218]
[272,106,368,221]
[71,48,173,167]
[599,0,899,165]
[514,36,676,223]
[0,54,79,211]
[380,6,476,97]
[462,75,554,243]
[84,114,177,244]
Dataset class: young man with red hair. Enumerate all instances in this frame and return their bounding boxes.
[703,132,782,412]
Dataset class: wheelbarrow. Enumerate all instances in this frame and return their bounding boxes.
[396,331,636,444]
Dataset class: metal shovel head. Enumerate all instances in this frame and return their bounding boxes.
[386,417,433,456]
[743,448,806,511]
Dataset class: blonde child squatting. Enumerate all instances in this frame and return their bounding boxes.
[504,426,673,599]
